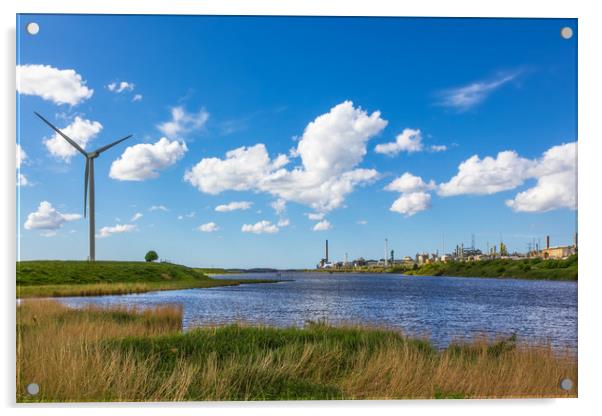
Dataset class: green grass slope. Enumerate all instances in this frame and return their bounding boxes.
[404,255,577,281]
[17,261,208,286]
[16,261,276,298]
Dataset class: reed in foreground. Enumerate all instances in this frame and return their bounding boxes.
[16,279,277,298]
[16,301,577,402]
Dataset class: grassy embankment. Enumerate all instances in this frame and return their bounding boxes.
[17,300,577,402]
[312,255,578,281]
[17,261,276,298]
[403,255,578,281]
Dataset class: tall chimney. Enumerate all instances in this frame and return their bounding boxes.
[546,235,550,249]
[325,239,329,263]
[574,232,578,248]
[384,238,389,267]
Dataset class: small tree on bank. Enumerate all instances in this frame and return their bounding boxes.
[145,250,159,263]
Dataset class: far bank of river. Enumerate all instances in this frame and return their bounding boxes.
[309,255,577,281]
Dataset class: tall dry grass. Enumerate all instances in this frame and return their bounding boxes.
[340,338,577,399]
[16,279,250,298]
[17,300,187,402]
[16,301,577,402]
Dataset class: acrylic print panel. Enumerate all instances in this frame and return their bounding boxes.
[16,14,577,402]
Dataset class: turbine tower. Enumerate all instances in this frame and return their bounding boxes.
[35,112,132,261]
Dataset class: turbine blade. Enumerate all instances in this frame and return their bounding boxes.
[84,158,89,218]
[34,112,87,156]
[94,134,133,154]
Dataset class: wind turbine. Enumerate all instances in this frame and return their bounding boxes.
[35,112,132,261]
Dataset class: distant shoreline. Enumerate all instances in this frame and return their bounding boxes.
[16,257,577,299]
[307,269,577,282]
[306,255,577,282]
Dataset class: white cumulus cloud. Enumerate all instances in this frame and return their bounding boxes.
[17,144,27,168]
[184,101,387,213]
[385,172,436,193]
[506,171,575,213]
[131,212,143,221]
[313,220,332,231]
[389,192,432,217]
[241,220,279,234]
[16,144,29,186]
[438,151,534,196]
[17,64,93,105]
[97,223,137,238]
[198,222,219,232]
[157,106,209,138]
[184,144,287,194]
[24,201,81,231]
[505,142,577,212]
[296,101,387,176]
[215,201,252,212]
[386,172,435,217]
[440,142,577,213]
[109,138,187,181]
[375,129,448,155]
[277,219,290,227]
[375,128,423,155]
[307,212,325,221]
[528,141,576,178]
[44,117,103,161]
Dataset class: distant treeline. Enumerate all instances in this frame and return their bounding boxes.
[403,255,577,281]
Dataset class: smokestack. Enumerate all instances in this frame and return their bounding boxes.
[574,232,578,248]
[384,238,389,267]
[546,235,550,249]
[325,239,329,263]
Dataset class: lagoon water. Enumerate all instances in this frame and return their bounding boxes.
[58,273,577,350]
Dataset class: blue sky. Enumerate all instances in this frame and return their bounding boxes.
[16,15,577,268]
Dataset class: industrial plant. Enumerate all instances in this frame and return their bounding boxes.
[316,234,577,270]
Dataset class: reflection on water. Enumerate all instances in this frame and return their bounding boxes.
[58,273,577,350]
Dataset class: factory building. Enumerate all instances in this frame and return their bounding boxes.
[539,234,577,259]
[314,232,577,270]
